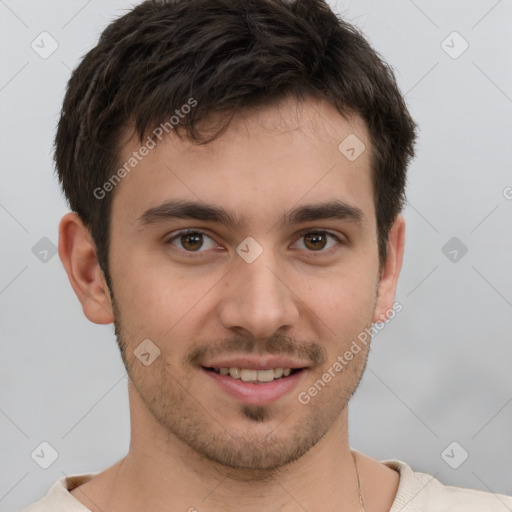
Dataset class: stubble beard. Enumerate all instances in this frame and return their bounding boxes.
[110,292,371,477]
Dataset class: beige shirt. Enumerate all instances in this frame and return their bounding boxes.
[21,459,512,512]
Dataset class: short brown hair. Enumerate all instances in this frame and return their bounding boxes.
[55,0,416,290]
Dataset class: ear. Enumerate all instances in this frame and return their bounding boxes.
[58,212,114,324]
[373,214,405,323]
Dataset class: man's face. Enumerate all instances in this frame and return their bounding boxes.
[106,96,388,471]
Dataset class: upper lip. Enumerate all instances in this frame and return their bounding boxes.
[202,356,310,371]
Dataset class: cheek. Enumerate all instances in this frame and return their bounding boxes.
[305,262,377,316]
[112,257,219,344]
[313,290,375,341]
[302,272,378,359]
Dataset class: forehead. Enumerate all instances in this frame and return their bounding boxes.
[110,95,375,230]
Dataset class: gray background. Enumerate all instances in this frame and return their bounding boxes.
[1,0,511,510]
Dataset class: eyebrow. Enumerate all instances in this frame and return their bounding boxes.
[135,199,364,230]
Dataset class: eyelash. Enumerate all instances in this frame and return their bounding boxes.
[164,228,346,258]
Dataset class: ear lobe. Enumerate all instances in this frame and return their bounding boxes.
[58,212,114,324]
[373,214,405,323]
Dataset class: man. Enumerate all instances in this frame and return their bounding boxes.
[22,0,512,511]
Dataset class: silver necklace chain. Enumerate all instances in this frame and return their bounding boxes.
[351,452,367,512]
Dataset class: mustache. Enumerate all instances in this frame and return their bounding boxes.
[187,334,327,367]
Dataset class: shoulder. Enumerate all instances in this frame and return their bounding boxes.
[383,459,512,512]
[21,472,100,512]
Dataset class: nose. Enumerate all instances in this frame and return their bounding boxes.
[217,248,300,339]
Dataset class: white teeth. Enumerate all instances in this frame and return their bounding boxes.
[240,369,257,382]
[229,367,241,379]
[256,369,275,382]
[214,367,296,382]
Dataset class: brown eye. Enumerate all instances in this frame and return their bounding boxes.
[292,230,343,253]
[166,230,217,253]
[180,233,203,251]
[303,232,328,250]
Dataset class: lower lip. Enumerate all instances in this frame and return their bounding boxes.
[202,368,307,406]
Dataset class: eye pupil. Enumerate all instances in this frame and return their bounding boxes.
[182,233,203,251]
[304,232,327,250]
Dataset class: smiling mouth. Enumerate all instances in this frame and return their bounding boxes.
[202,366,304,383]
